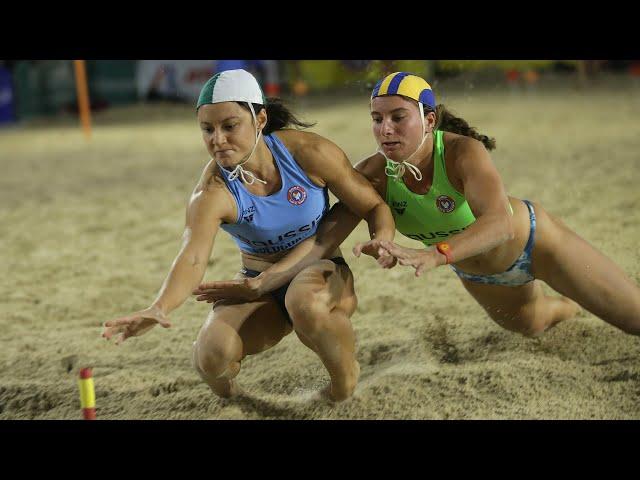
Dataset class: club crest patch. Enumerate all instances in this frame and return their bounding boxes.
[436,195,455,213]
[287,186,307,205]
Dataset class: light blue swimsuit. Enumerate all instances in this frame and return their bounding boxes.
[218,133,329,255]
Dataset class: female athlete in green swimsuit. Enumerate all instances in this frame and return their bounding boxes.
[194,72,640,351]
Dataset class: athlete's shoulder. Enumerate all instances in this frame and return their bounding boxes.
[441,132,497,195]
[354,152,385,177]
[189,159,236,221]
[443,131,487,158]
[273,129,349,178]
[193,159,228,195]
[273,129,341,157]
[354,152,387,194]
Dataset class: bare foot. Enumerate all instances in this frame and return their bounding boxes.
[543,296,583,334]
[562,297,584,317]
[329,360,360,402]
[210,378,244,399]
[556,296,583,321]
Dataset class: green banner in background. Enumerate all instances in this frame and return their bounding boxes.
[289,60,579,90]
[294,60,433,90]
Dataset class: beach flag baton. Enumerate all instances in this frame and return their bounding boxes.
[78,367,96,420]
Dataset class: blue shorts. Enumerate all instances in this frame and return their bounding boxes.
[450,200,536,287]
[240,257,348,325]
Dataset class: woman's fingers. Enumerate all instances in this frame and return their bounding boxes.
[157,318,171,328]
[377,253,395,268]
[398,258,415,266]
[196,294,223,302]
[114,331,127,345]
[104,315,138,328]
[103,313,169,342]
[103,323,128,340]
[194,279,260,302]
[119,323,146,342]
[195,289,242,300]
[193,281,239,294]
[353,240,382,258]
[193,287,226,295]
[194,282,217,291]
[380,242,410,259]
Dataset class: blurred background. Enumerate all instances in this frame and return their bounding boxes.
[1,59,639,123]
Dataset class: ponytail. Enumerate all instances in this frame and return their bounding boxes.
[239,98,315,135]
[433,104,496,151]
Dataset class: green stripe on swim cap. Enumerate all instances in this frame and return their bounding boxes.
[197,74,220,110]
[196,69,266,110]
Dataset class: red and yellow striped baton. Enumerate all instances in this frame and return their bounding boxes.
[78,367,96,420]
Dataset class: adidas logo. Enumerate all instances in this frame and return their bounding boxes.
[243,214,254,222]
[394,208,406,215]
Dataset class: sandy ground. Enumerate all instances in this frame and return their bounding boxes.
[1,76,640,419]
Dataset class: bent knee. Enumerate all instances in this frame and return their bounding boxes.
[193,333,241,378]
[618,295,640,336]
[285,288,332,332]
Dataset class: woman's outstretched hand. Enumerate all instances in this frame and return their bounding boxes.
[352,239,398,269]
[377,241,440,277]
[192,277,262,303]
[102,305,171,345]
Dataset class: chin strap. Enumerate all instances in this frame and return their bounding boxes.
[379,102,429,182]
[218,102,267,185]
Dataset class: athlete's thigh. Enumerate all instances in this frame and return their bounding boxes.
[286,259,358,315]
[530,201,640,322]
[460,277,543,330]
[199,295,293,357]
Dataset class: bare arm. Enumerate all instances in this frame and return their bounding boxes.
[380,138,514,276]
[429,137,514,265]
[151,183,228,314]
[192,203,361,303]
[307,138,394,242]
[104,165,232,343]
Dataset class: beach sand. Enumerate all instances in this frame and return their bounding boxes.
[1,78,639,419]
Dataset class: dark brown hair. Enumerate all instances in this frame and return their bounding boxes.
[432,104,496,151]
[238,98,315,135]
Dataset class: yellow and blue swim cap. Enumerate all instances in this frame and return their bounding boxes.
[371,72,435,110]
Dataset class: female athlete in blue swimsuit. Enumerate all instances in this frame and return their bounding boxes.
[102,70,395,402]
